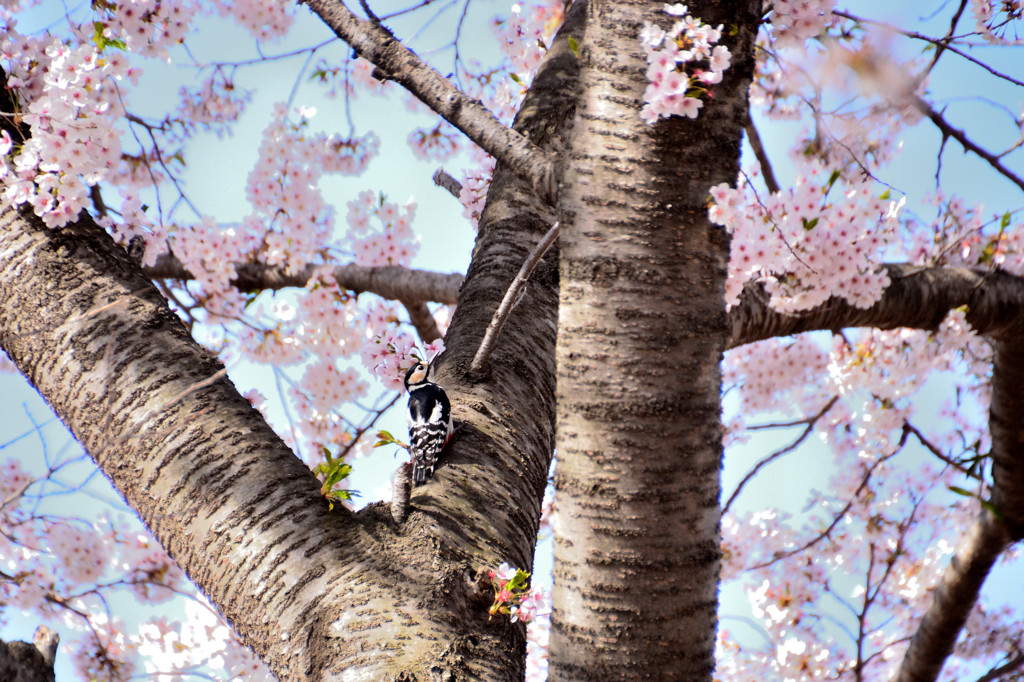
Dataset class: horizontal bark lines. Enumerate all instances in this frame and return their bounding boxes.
[550,1,759,679]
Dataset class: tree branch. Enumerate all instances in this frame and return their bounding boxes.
[728,264,1024,349]
[470,221,559,373]
[895,511,1012,682]
[303,0,558,204]
[145,254,464,304]
[391,462,412,524]
[432,168,463,200]
[402,300,443,343]
[912,96,1024,193]
[744,114,780,194]
[974,650,1024,682]
[987,337,1024,535]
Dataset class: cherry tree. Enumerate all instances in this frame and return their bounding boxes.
[0,0,1023,680]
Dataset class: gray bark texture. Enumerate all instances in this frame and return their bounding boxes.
[0,627,58,682]
[0,4,584,680]
[1,0,1022,679]
[549,0,759,679]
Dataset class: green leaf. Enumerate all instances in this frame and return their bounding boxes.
[879,188,890,200]
[507,568,531,591]
[509,73,523,85]
[374,430,397,447]
[92,21,127,53]
[568,36,579,57]
[1001,211,1011,229]
[802,217,819,231]
[947,485,974,497]
[981,499,1005,520]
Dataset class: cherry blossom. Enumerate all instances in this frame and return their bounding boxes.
[639,4,731,124]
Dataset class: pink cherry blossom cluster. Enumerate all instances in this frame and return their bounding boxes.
[164,105,381,321]
[452,0,563,229]
[47,523,108,584]
[289,359,369,447]
[70,630,136,682]
[244,105,378,275]
[408,121,461,162]
[360,331,445,390]
[639,3,732,125]
[0,36,127,228]
[826,312,990,410]
[488,562,550,625]
[0,456,30,498]
[910,193,1024,283]
[766,0,836,46]
[723,335,830,416]
[91,0,196,60]
[719,464,980,678]
[490,0,564,100]
[709,163,904,312]
[346,189,419,266]
[174,71,252,140]
[1,457,277,679]
[121,534,186,605]
[970,0,1024,45]
[169,216,261,320]
[288,279,366,359]
[99,189,169,267]
[459,151,496,230]
[757,28,925,176]
[209,0,295,42]
[747,55,802,121]
[136,608,274,681]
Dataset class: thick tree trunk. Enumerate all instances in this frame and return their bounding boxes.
[1,203,507,680]
[0,7,586,679]
[549,0,759,679]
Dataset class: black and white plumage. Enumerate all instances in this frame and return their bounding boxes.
[404,361,453,486]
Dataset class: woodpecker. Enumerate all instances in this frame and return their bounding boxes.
[404,360,453,486]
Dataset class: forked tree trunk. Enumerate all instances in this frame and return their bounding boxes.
[0,7,587,678]
[549,0,760,679]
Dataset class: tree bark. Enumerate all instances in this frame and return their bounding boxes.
[145,255,464,304]
[0,627,58,682]
[549,0,759,679]
[728,263,1024,349]
[0,2,587,679]
[895,511,1012,682]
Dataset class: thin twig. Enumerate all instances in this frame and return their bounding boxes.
[470,222,559,373]
[975,649,1024,682]
[744,114,781,194]
[831,9,1024,88]
[749,451,894,571]
[913,95,1024,193]
[724,396,837,514]
[920,0,969,80]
